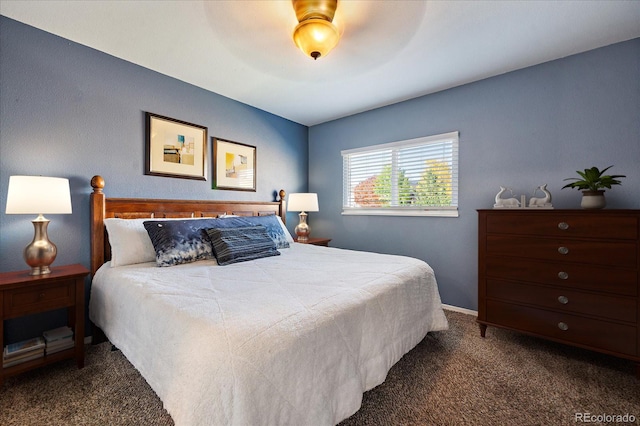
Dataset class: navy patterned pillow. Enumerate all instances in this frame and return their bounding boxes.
[236,215,291,249]
[143,217,248,267]
[206,226,280,266]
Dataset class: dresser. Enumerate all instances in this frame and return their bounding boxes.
[477,209,639,377]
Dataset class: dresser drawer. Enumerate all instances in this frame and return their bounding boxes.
[486,300,637,356]
[485,256,638,296]
[3,281,75,318]
[486,235,637,267]
[486,213,638,240]
[486,280,637,323]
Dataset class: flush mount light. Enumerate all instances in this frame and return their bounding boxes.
[292,0,340,60]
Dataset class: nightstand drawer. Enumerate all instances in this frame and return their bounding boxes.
[486,300,637,356]
[3,281,75,318]
[486,280,637,323]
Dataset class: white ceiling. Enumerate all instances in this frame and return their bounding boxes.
[1,1,639,126]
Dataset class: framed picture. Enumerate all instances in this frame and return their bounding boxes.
[145,112,208,180]
[213,137,256,191]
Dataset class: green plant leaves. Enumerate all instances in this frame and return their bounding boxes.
[561,165,625,191]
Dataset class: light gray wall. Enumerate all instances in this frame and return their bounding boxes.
[308,38,640,311]
[0,17,308,341]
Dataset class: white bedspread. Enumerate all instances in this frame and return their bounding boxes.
[89,243,448,426]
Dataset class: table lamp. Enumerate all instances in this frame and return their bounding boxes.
[5,176,72,275]
[287,193,319,243]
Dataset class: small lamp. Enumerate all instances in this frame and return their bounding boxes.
[287,193,319,243]
[5,176,72,275]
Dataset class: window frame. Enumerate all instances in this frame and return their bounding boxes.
[341,131,459,218]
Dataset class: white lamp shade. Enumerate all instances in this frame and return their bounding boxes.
[5,176,72,215]
[288,193,319,212]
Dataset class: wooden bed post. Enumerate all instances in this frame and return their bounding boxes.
[90,175,105,277]
[279,189,286,225]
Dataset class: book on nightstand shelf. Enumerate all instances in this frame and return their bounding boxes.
[3,350,45,368]
[43,326,74,355]
[3,337,45,368]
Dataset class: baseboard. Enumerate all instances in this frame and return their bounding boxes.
[442,304,477,316]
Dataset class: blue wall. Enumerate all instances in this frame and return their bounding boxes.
[308,38,640,310]
[0,17,308,341]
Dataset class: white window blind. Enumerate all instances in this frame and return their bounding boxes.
[342,131,459,217]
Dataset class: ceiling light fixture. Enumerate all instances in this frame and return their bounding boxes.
[292,0,340,60]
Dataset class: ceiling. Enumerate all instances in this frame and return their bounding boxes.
[1,1,639,126]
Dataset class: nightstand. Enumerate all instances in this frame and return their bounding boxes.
[0,264,89,384]
[294,237,331,247]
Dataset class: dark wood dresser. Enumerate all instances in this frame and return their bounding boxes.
[477,209,640,377]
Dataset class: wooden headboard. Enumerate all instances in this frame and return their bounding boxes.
[89,175,286,276]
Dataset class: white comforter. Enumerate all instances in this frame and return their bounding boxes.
[89,243,448,426]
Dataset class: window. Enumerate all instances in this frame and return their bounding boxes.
[342,131,459,217]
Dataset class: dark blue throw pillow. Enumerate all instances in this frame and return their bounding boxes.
[206,226,280,266]
[143,217,249,267]
[234,215,290,249]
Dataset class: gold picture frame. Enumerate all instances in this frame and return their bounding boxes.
[145,112,208,180]
[213,137,256,191]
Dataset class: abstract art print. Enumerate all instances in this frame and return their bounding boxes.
[213,137,256,191]
[145,112,208,180]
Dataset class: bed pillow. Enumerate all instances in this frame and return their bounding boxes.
[143,217,248,267]
[105,217,219,267]
[104,218,164,267]
[206,226,280,266]
[236,215,292,248]
[276,216,295,244]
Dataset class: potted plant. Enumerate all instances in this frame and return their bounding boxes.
[562,165,625,209]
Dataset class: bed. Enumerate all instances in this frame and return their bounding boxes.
[87,175,448,426]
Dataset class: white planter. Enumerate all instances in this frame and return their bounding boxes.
[581,190,606,209]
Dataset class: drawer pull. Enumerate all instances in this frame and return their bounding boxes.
[558,222,569,230]
[557,246,569,255]
[39,293,46,299]
[557,322,569,331]
[557,295,569,304]
[557,271,569,280]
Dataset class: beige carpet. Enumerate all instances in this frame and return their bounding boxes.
[1,310,637,425]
